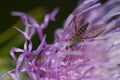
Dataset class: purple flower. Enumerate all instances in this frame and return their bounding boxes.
[1,0,120,80]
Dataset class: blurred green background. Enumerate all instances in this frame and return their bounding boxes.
[0,0,106,79]
[0,0,77,79]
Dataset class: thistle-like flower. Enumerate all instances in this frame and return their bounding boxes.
[1,0,120,80]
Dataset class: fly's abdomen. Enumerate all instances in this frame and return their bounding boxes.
[69,22,89,46]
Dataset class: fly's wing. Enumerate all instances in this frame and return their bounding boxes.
[71,15,86,35]
[84,24,106,39]
[62,5,86,41]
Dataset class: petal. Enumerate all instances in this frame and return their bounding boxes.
[32,35,46,55]
[9,47,23,61]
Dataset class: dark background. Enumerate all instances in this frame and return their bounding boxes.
[0,0,106,30]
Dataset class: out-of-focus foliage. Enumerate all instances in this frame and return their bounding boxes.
[0,7,47,56]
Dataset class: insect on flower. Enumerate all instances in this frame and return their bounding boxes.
[65,20,106,50]
[64,2,106,50]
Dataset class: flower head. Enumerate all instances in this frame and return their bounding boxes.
[1,0,120,80]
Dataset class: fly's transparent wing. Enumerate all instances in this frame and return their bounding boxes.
[84,24,106,39]
[62,15,85,41]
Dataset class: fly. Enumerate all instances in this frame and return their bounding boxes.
[64,8,106,50]
[65,23,106,50]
